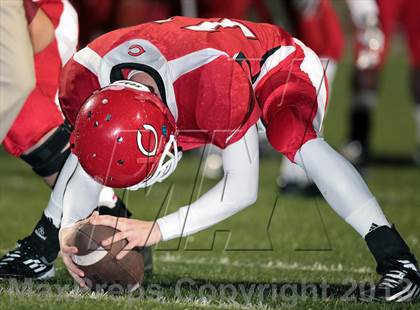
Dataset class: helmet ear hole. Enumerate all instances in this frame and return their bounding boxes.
[117,160,125,165]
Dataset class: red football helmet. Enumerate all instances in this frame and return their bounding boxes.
[72,80,181,189]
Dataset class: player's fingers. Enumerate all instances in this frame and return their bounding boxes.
[69,269,86,288]
[64,258,85,278]
[62,253,85,278]
[102,231,126,246]
[116,241,136,260]
[93,215,128,232]
[61,245,78,254]
[88,211,100,222]
[90,214,119,227]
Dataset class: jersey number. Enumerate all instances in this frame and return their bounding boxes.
[185,18,256,39]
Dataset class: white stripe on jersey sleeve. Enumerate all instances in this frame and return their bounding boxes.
[73,47,102,77]
[100,40,229,122]
[168,48,228,81]
[55,0,79,66]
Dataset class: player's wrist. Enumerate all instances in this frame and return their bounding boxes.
[152,221,163,244]
[156,213,183,241]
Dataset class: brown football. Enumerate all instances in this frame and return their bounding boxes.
[69,223,144,293]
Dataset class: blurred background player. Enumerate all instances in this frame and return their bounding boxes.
[69,0,254,48]
[342,0,420,167]
[70,0,178,47]
[271,0,345,194]
[0,0,142,280]
[0,0,37,141]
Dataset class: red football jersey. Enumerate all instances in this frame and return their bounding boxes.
[59,16,305,150]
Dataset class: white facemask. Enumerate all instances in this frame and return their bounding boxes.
[126,134,182,190]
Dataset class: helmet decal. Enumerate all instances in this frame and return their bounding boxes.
[137,124,158,156]
[128,44,145,57]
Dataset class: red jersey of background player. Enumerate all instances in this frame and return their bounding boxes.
[60,16,327,160]
[3,0,78,156]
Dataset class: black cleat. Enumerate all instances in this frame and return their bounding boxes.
[360,260,420,302]
[0,214,59,280]
[97,197,132,218]
[0,240,55,280]
[0,197,144,280]
[364,225,420,302]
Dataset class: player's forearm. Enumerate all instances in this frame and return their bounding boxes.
[157,126,260,241]
[157,173,257,240]
[48,153,102,229]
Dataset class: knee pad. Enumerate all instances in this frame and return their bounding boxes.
[21,122,72,177]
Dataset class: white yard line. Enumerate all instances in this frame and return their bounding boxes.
[156,253,373,274]
[0,249,373,274]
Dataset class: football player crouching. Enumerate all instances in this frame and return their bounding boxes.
[52,17,419,302]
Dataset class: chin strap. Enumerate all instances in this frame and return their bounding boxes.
[127,135,182,190]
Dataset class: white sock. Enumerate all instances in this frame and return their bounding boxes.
[345,197,390,237]
[44,186,117,228]
[44,195,62,228]
[44,185,109,228]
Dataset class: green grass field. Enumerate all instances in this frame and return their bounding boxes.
[1,49,419,309]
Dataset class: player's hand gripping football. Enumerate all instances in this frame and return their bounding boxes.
[89,211,163,260]
[59,218,92,288]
